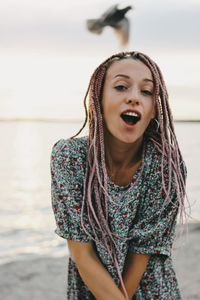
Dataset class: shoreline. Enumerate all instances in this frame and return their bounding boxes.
[0,117,200,123]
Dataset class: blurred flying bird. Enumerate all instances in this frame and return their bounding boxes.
[86,4,133,46]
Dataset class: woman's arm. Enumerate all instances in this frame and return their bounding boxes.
[67,240,126,300]
[120,252,150,299]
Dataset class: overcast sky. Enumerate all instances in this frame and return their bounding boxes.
[0,0,200,54]
[0,0,200,121]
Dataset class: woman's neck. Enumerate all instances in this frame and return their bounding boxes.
[104,131,144,172]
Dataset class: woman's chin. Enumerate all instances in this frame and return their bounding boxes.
[112,133,143,145]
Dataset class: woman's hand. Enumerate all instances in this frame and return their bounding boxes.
[67,240,126,300]
[120,251,150,299]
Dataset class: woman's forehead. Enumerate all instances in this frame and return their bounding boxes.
[105,58,153,81]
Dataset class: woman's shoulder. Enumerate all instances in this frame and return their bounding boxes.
[51,136,88,178]
[144,139,171,184]
[51,136,88,158]
[145,138,186,173]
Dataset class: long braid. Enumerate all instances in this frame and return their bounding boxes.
[72,51,187,299]
[137,53,174,216]
[136,52,187,220]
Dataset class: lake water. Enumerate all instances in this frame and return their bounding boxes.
[0,120,199,265]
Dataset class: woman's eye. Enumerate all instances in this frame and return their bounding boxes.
[142,90,153,96]
[114,85,127,91]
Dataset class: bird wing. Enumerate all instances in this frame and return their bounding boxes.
[86,4,119,34]
[100,4,118,21]
[113,17,130,46]
[86,19,104,34]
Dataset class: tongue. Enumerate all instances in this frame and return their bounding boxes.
[121,114,139,125]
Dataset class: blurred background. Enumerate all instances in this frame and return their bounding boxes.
[0,0,200,297]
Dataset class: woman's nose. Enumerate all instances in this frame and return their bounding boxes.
[126,98,140,105]
[126,88,140,105]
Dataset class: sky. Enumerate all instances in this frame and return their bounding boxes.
[1,0,200,53]
[0,0,200,120]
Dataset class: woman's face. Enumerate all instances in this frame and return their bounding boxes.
[102,58,156,144]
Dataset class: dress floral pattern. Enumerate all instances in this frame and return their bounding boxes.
[50,136,182,300]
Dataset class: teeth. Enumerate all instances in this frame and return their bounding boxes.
[123,111,139,117]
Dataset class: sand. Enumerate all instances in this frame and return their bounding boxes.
[0,223,199,300]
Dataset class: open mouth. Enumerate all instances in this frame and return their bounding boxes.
[121,112,141,125]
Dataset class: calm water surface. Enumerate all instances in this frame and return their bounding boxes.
[0,121,199,264]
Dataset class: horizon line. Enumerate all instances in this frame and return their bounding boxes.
[0,117,200,123]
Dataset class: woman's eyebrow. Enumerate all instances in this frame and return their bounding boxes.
[143,78,154,84]
[113,74,154,84]
[114,74,130,79]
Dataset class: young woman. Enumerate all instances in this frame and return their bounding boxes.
[50,51,187,300]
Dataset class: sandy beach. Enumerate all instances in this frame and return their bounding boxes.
[0,223,199,300]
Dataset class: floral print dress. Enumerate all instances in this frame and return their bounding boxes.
[50,136,182,300]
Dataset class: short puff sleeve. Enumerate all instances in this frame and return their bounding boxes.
[50,138,91,242]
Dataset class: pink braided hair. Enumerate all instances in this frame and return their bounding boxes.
[71,51,187,299]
